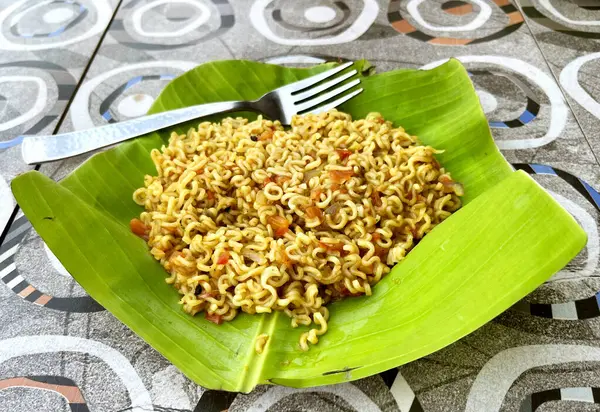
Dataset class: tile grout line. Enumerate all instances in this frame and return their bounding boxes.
[47,0,125,143]
[0,0,125,248]
[514,0,600,169]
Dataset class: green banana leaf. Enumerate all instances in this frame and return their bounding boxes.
[11,59,586,392]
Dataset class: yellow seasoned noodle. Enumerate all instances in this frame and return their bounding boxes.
[132,110,463,351]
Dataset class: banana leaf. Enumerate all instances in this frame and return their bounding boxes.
[11,59,586,392]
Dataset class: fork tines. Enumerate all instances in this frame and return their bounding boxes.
[290,61,363,115]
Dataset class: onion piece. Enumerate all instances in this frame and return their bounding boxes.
[242,249,267,265]
[325,202,342,216]
[205,312,223,325]
[303,169,321,183]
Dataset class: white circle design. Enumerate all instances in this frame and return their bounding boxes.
[560,52,600,121]
[246,383,382,412]
[43,242,72,278]
[132,0,211,38]
[117,93,155,118]
[0,76,48,132]
[421,56,568,150]
[43,7,75,24]
[304,6,337,23]
[538,0,600,26]
[70,61,198,131]
[250,0,379,45]
[548,190,598,281]
[264,55,327,65]
[407,0,492,32]
[465,344,600,412]
[0,174,13,234]
[0,335,153,412]
[0,0,112,51]
[475,89,497,113]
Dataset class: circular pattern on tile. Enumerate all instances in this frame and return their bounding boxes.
[559,52,600,120]
[387,0,524,45]
[407,0,492,32]
[469,69,541,129]
[70,61,197,130]
[0,0,111,50]
[43,242,71,278]
[519,386,600,410]
[117,94,155,118]
[0,336,152,412]
[421,56,567,150]
[0,375,89,411]
[0,215,103,312]
[250,0,379,45]
[475,89,498,113]
[442,0,474,15]
[520,0,600,39]
[510,163,600,320]
[0,61,76,149]
[98,74,176,124]
[465,345,600,412]
[242,384,383,412]
[304,6,337,23]
[42,7,75,24]
[110,0,234,50]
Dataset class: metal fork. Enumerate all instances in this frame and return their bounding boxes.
[20,61,362,165]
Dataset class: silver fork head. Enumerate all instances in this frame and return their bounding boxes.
[257,61,363,125]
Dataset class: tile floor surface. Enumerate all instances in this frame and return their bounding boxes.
[1,0,600,411]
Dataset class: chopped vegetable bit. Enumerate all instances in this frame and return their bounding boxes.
[130,218,149,238]
[275,175,291,185]
[259,129,274,141]
[268,215,289,238]
[311,189,322,201]
[205,313,223,325]
[305,206,322,220]
[319,241,345,254]
[217,251,230,265]
[371,190,382,207]
[329,170,353,184]
[336,149,352,161]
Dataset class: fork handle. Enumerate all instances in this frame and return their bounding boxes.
[21,100,251,164]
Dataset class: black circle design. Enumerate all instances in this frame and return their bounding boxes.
[511,163,600,320]
[110,0,235,50]
[0,215,104,313]
[387,0,525,45]
[8,0,88,39]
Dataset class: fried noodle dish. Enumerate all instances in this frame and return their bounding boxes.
[131,110,463,352]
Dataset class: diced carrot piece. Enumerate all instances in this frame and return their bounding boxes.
[259,129,274,141]
[336,149,352,161]
[372,232,381,242]
[311,189,322,201]
[206,190,215,201]
[217,251,230,265]
[305,206,322,220]
[275,175,291,185]
[268,215,289,238]
[329,170,353,184]
[130,218,148,238]
[319,241,345,253]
